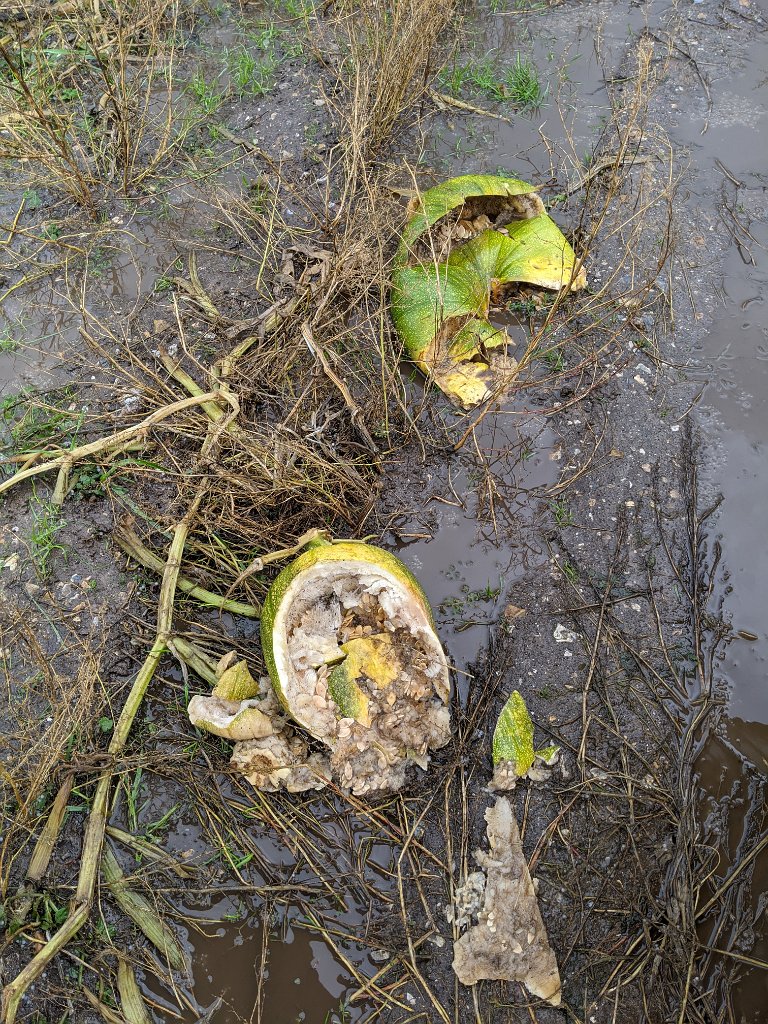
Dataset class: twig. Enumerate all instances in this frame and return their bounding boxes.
[427,88,512,124]
[0,392,229,505]
[114,525,260,618]
[564,153,655,197]
[301,322,381,466]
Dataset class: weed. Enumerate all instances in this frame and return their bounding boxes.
[0,387,80,454]
[551,498,573,528]
[0,2,193,213]
[540,347,565,372]
[323,1003,352,1024]
[188,69,223,113]
[33,893,69,932]
[73,456,161,499]
[154,275,174,293]
[468,580,501,602]
[440,51,545,109]
[504,53,546,109]
[225,46,279,97]
[563,561,578,584]
[249,22,281,50]
[280,0,316,16]
[440,61,472,96]
[22,188,41,210]
[29,500,67,578]
[124,767,145,833]
[508,297,539,316]
[85,245,111,278]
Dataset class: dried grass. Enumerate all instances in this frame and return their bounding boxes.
[0,613,100,888]
[0,0,193,213]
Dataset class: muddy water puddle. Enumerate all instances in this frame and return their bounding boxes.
[432,0,768,1014]
[143,907,350,1024]
[388,406,561,689]
[674,18,768,1013]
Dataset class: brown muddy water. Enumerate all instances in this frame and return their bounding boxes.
[1,0,767,1020]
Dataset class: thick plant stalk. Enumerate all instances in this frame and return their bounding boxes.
[224,526,329,597]
[115,525,260,617]
[25,776,74,884]
[117,956,152,1024]
[10,777,75,925]
[167,636,219,686]
[101,848,187,972]
[1,477,208,1024]
[0,391,227,505]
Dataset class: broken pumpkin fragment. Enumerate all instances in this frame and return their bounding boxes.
[391,174,586,409]
[188,537,451,796]
[452,796,562,1006]
[491,690,560,790]
[259,536,451,795]
[187,654,273,742]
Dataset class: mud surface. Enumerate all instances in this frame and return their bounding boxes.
[1,0,766,1022]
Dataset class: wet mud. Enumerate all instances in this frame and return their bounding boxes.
[1,0,767,1021]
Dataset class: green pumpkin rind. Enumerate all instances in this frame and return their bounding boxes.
[391,174,585,408]
[260,539,438,721]
[492,690,536,776]
[396,173,542,257]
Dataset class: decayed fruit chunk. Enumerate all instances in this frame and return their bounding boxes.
[259,537,451,794]
[392,174,586,408]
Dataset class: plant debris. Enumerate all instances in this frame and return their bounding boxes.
[452,796,561,1005]
[391,174,586,408]
[188,536,451,795]
[491,690,560,790]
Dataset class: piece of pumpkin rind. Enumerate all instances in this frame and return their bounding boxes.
[492,690,535,775]
[398,174,541,257]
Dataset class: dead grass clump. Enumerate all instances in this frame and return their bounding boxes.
[326,0,456,198]
[0,613,100,889]
[0,0,192,214]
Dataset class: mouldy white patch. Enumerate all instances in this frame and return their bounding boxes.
[231,731,330,793]
[553,623,580,644]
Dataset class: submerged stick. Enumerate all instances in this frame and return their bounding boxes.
[427,88,512,124]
